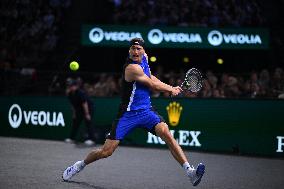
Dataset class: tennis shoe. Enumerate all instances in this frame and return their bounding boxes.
[62,161,84,181]
[187,163,205,186]
[64,138,74,143]
[84,139,95,146]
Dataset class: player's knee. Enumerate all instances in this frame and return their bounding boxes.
[159,125,171,137]
[158,132,169,143]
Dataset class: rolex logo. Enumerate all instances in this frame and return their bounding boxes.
[166,102,183,126]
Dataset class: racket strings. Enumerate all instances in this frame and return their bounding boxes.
[183,69,203,92]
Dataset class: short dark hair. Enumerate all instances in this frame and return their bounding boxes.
[129,38,145,48]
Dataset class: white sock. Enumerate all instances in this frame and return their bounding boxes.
[75,160,86,170]
[183,162,194,176]
[80,160,86,168]
[182,162,190,171]
[183,162,191,171]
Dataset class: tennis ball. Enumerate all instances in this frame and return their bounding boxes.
[217,58,223,64]
[69,61,79,71]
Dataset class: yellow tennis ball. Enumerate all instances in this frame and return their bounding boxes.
[69,61,79,71]
[217,58,223,64]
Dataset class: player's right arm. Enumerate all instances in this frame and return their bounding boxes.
[82,102,91,121]
[125,64,181,96]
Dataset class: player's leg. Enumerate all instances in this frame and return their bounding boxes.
[154,122,205,186]
[154,122,187,165]
[62,139,119,181]
[141,109,188,165]
[62,110,132,181]
[84,139,119,164]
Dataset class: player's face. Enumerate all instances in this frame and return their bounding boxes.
[129,45,144,63]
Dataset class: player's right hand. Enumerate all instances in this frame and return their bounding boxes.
[85,113,91,121]
[171,86,182,96]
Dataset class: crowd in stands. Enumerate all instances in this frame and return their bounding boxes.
[0,0,71,72]
[64,67,284,99]
[112,0,266,27]
[1,0,283,99]
[0,0,71,94]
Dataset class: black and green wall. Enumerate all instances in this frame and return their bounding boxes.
[0,96,283,157]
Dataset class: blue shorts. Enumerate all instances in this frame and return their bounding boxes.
[107,108,164,140]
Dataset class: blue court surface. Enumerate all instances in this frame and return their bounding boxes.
[0,137,283,189]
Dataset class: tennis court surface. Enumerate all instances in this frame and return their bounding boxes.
[0,137,283,189]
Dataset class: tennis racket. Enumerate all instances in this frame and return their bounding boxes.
[180,68,203,93]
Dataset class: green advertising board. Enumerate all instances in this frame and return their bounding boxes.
[0,97,71,140]
[82,25,269,49]
[125,99,284,158]
[0,97,283,157]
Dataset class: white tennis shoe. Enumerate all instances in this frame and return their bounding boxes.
[84,139,95,146]
[62,161,84,181]
[187,163,205,186]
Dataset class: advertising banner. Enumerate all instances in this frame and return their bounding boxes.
[125,99,284,158]
[0,97,71,140]
[82,25,269,49]
[0,97,283,157]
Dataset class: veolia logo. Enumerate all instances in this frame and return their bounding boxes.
[8,104,22,129]
[89,27,142,43]
[148,29,202,45]
[8,104,65,129]
[208,30,223,46]
[148,29,163,44]
[208,30,262,46]
[89,27,104,43]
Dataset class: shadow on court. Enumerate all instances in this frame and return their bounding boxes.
[0,137,283,189]
[65,181,109,189]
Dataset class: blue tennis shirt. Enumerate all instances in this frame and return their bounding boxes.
[126,55,152,111]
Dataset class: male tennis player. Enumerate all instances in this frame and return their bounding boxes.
[62,38,205,186]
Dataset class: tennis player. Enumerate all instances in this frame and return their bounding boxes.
[62,38,205,186]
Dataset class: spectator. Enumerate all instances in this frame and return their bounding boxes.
[271,68,284,97]
[65,78,96,146]
[112,0,266,27]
